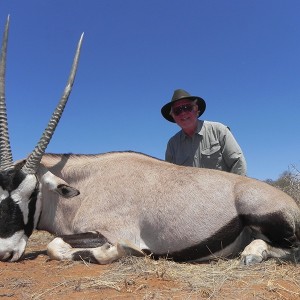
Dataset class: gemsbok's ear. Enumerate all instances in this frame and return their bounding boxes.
[56,184,80,198]
[38,168,80,198]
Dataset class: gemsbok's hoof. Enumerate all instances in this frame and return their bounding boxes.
[240,254,264,265]
[117,240,145,257]
[240,239,268,265]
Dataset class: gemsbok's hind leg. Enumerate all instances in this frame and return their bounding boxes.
[239,206,300,265]
[240,239,296,265]
[47,232,145,264]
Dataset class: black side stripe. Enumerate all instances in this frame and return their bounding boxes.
[154,217,244,262]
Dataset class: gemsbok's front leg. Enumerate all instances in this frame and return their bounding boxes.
[47,237,122,264]
[47,232,145,264]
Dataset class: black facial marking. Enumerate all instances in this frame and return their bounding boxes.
[0,198,24,238]
[72,250,98,264]
[0,161,39,239]
[0,161,26,192]
[60,232,110,248]
[24,186,39,237]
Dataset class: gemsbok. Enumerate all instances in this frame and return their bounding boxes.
[0,17,300,265]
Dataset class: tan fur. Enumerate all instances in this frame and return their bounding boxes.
[37,152,300,262]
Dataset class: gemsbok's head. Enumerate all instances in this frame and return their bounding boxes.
[0,16,82,261]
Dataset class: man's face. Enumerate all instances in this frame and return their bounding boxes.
[171,99,198,131]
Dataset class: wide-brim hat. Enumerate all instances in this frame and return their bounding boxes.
[161,89,206,122]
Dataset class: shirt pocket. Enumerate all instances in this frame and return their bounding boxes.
[201,143,222,169]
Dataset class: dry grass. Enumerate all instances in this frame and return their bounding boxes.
[29,254,300,299]
[86,257,299,296]
[1,231,300,299]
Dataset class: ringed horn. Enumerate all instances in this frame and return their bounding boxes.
[0,15,84,174]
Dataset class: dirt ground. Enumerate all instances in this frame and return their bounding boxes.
[0,231,300,300]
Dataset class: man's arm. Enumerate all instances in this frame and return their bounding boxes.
[222,127,247,176]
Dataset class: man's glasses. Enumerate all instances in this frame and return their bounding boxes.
[172,104,194,116]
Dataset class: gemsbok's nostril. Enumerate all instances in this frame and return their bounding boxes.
[0,251,14,262]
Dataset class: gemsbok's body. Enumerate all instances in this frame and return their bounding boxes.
[0,17,300,265]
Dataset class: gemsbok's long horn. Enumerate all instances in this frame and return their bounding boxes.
[21,32,84,174]
[0,15,13,171]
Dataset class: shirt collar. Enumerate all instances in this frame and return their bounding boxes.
[180,120,204,140]
[196,120,204,135]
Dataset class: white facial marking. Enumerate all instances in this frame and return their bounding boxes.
[11,174,37,203]
[11,174,37,225]
[0,186,9,203]
[0,230,28,261]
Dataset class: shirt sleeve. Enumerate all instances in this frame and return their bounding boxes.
[221,127,247,176]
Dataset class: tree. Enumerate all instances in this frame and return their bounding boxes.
[266,165,300,206]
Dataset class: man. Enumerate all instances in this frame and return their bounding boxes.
[161,89,247,175]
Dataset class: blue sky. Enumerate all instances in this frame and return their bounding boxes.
[0,0,299,180]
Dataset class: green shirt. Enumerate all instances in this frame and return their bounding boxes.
[165,120,247,176]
